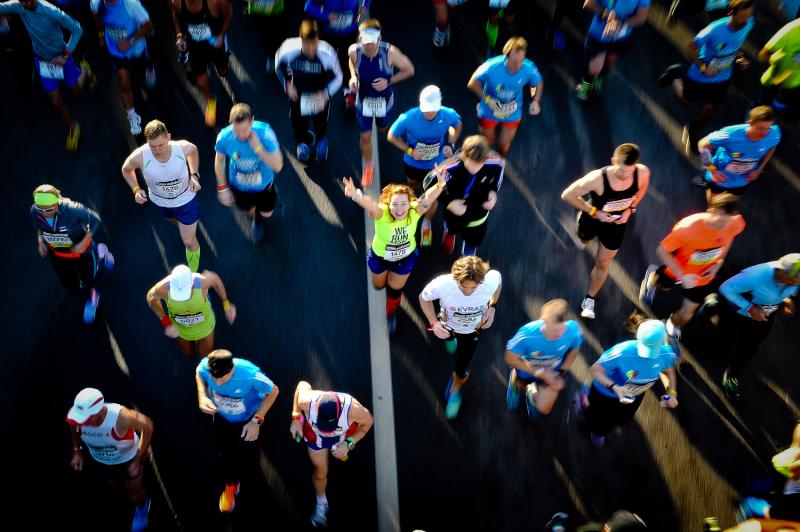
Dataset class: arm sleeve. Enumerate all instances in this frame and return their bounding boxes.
[720,269,759,311]
[570,328,584,350]
[449,108,462,126]
[474,62,491,86]
[303,0,328,20]
[214,133,226,154]
[692,24,714,56]
[77,204,102,234]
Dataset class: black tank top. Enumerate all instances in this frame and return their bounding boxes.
[180,0,222,41]
[589,166,639,219]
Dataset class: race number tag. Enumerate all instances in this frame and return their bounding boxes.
[88,445,119,463]
[451,310,483,330]
[384,242,411,261]
[447,0,468,5]
[688,248,723,265]
[213,392,246,415]
[619,381,654,397]
[759,304,780,315]
[42,232,73,248]
[173,312,205,327]
[330,12,353,30]
[38,60,65,80]
[300,93,326,116]
[601,197,634,213]
[708,54,736,71]
[530,357,561,370]
[489,0,511,7]
[493,99,518,119]
[704,0,728,11]
[106,25,129,42]
[725,159,757,174]
[414,142,440,161]
[155,179,184,198]
[235,170,264,187]
[361,97,387,118]
[188,23,212,42]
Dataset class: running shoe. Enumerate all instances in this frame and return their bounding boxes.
[131,497,151,532]
[361,161,374,188]
[310,502,328,527]
[387,313,397,335]
[506,370,520,411]
[580,297,596,319]
[316,137,328,162]
[205,98,217,128]
[525,383,541,421]
[723,372,741,399]
[735,497,770,522]
[128,111,142,136]
[66,123,81,152]
[666,330,682,361]
[657,64,683,88]
[83,288,100,324]
[639,265,658,308]
[575,80,591,103]
[552,29,566,52]
[590,433,606,448]
[98,243,115,273]
[591,76,603,96]
[145,63,156,89]
[441,230,456,256]
[444,337,457,355]
[432,27,447,48]
[80,60,96,90]
[421,218,432,247]
[251,216,264,242]
[178,51,189,64]
[297,143,311,163]
[445,390,462,419]
[545,512,570,531]
[219,482,240,513]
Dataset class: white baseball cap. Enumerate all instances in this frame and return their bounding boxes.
[169,264,193,301]
[360,28,381,44]
[636,320,666,358]
[419,85,442,113]
[778,253,800,277]
[66,388,105,425]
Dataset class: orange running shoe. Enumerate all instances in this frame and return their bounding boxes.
[219,482,240,513]
[361,161,374,188]
[205,98,217,128]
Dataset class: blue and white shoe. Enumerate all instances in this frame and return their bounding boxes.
[665,320,682,361]
[131,497,151,532]
[387,313,397,335]
[445,391,462,419]
[639,264,659,308]
[83,288,100,324]
[525,383,541,421]
[98,243,114,273]
[296,143,311,163]
[506,370,521,411]
[316,136,328,162]
[736,497,770,522]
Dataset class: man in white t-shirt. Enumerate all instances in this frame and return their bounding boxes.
[419,255,502,419]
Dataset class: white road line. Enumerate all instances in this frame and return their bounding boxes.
[365,120,401,532]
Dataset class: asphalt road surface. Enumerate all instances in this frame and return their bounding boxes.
[2,0,799,530]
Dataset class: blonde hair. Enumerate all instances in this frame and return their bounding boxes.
[144,120,169,140]
[461,135,490,162]
[229,103,253,123]
[502,36,528,56]
[451,256,490,285]
[540,299,568,321]
[33,184,61,196]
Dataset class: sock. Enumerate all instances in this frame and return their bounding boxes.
[185,246,201,273]
[127,107,136,116]
[585,294,594,301]
[316,495,328,505]
[386,287,402,316]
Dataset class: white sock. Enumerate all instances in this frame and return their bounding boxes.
[316,495,328,505]
[666,318,680,336]
[127,108,137,116]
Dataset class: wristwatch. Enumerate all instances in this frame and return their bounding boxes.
[190,171,200,178]
[250,416,263,426]
[345,437,356,451]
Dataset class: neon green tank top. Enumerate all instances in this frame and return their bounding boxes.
[247,0,283,16]
[167,276,216,341]
[371,203,421,261]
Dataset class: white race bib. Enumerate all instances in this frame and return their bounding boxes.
[173,312,205,327]
[493,99,517,119]
[361,97,387,118]
[188,23,212,42]
[450,311,483,329]
[155,179,184,199]
[529,356,561,370]
[704,0,728,11]
[414,141,440,161]
[688,248,723,266]
[300,93,326,116]
[330,12,353,30]
[38,60,65,80]
[759,304,780,315]
[384,242,411,261]
[619,380,655,397]
[708,54,736,71]
[42,232,73,248]
[725,159,757,174]
[88,445,119,463]
[106,25,129,42]
[235,170,263,187]
[213,392,246,415]
[601,197,634,213]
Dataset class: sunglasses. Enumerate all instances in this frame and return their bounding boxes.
[35,205,57,213]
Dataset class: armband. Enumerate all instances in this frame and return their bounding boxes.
[160,315,172,328]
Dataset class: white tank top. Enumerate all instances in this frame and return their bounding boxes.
[80,403,140,465]
[141,141,194,208]
[305,391,353,448]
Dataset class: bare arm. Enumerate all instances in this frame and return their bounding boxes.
[292,381,313,414]
[627,6,649,27]
[252,384,279,420]
[145,280,170,318]
[686,41,701,66]
[530,80,543,104]
[201,270,230,303]
[560,347,580,372]
[504,350,536,373]
[212,0,233,38]
[179,140,200,174]
[656,244,685,278]
[346,398,373,443]
[590,360,615,388]
[214,152,227,186]
[388,46,414,85]
[560,171,601,214]
[449,122,463,144]
[121,147,144,192]
[342,177,383,219]
[631,165,650,208]
[169,0,183,33]
[660,367,677,394]
[418,296,438,326]
[118,407,154,457]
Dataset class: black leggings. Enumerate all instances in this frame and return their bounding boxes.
[213,415,258,485]
[718,301,775,380]
[49,244,99,297]
[585,385,644,436]
[289,103,330,145]
[452,331,481,379]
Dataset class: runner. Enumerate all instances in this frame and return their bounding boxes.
[341,166,447,332]
[387,85,462,246]
[289,381,373,527]
[434,135,505,257]
[504,299,583,419]
[757,18,800,114]
[717,253,799,398]
[657,0,754,155]
[66,388,154,532]
[214,103,283,241]
[170,0,232,127]
[696,106,781,200]
[348,19,415,186]
[560,143,650,319]
[30,184,114,324]
[639,193,745,355]
[245,0,285,75]
[196,349,279,513]
[275,19,342,163]
[431,0,516,51]
[91,0,154,136]
[419,256,502,419]
[467,36,542,157]
[121,120,203,272]
[0,0,95,151]
[574,0,649,103]
[146,265,236,358]
[576,319,677,447]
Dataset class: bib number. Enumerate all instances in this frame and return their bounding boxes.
[42,232,73,248]
[725,159,757,174]
[759,304,780,316]
[450,311,483,330]
[384,242,411,261]
[188,23,212,42]
[235,170,264,187]
[38,60,65,80]
[173,312,205,327]
[330,12,353,30]
[488,0,511,7]
[529,357,561,370]
[688,248,723,266]
[106,25,129,42]
[414,142,440,161]
[708,54,735,71]
[492,98,517,119]
[619,381,654,397]
[212,392,245,415]
[601,197,634,213]
[361,97,387,118]
[251,0,277,11]
[155,179,184,199]
[88,445,118,462]
[300,93,326,116]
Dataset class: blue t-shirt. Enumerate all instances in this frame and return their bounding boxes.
[721,261,799,317]
[587,0,650,42]
[197,358,275,423]
[90,0,149,59]
[475,56,542,122]
[389,107,462,170]
[687,17,754,84]
[592,340,675,399]
[704,124,781,188]
[506,320,583,377]
[214,121,280,192]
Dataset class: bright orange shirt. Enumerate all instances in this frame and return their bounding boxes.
[661,213,746,286]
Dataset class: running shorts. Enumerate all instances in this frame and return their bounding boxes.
[188,40,230,79]
[231,182,277,213]
[654,265,715,304]
[159,195,201,225]
[683,76,730,105]
[367,248,419,275]
[34,55,81,93]
[576,211,627,251]
[584,35,632,59]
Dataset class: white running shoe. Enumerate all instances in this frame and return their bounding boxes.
[432,27,447,48]
[311,502,328,528]
[128,111,142,135]
[580,297,596,319]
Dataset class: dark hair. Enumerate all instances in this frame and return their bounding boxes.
[461,135,490,163]
[707,192,740,215]
[614,143,640,166]
[748,105,775,124]
[625,311,648,334]
[300,19,319,40]
[207,349,234,378]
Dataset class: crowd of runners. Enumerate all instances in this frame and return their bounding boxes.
[5,0,800,528]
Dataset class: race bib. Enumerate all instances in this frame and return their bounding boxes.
[601,197,634,213]
[38,60,65,80]
[235,170,264,187]
[619,380,655,397]
[708,54,736,71]
[173,312,205,327]
[384,242,411,261]
[251,0,277,10]
[688,247,723,265]
[155,178,184,199]
[725,159,757,174]
[529,356,561,370]
[330,12,353,30]
[88,445,119,463]
[602,22,629,40]
[42,232,73,248]
[187,23,212,42]
[414,141,440,161]
[489,0,511,7]
[450,311,483,329]
[361,97,387,118]
[106,25,129,42]
[213,392,245,415]
[704,0,728,10]
[300,92,326,116]
[759,303,780,315]
[492,98,517,119]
